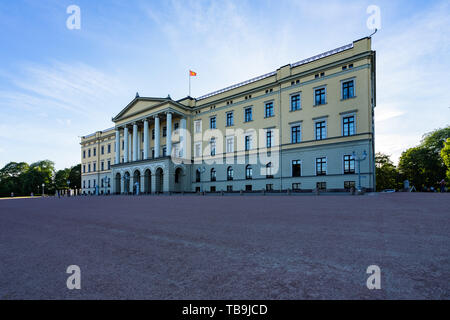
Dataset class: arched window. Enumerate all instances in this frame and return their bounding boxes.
[210,168,216,181]
[227,167,234,181]
[266,162,273,179]
[246,165,253,180]
[196,169,201,182]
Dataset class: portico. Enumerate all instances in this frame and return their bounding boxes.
[110,96,190,194]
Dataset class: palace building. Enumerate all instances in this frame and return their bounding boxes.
[80,37,376,195]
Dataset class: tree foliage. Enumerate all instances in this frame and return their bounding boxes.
[375,153,402,191]
[0,161,80,196]
[441,138,450,181]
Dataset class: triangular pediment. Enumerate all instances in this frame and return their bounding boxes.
[112,97,168,122]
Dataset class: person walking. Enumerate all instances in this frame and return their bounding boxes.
[440,179,446,193]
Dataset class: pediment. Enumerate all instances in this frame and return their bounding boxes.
[112,97,167,122]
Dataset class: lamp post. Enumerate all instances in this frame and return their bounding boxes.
[352,150,367,192]
[42,183,45,197]
[67,179,70,197]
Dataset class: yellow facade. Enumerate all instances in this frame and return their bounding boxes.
[81,37,376,194]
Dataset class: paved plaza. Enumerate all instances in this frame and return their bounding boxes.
[0,193,449,299]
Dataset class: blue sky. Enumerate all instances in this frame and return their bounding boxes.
[0,0,449,170]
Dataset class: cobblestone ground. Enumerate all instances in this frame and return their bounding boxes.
[0,193,449,299]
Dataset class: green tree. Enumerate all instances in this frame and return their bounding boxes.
[22,160,55,195]
[0,162,29,196]
[441,138,450,181]
[54,168,71,190]
[421,127,450,154]
[68,164,81,189]
[398,146,445,190]
[375,153,401,191]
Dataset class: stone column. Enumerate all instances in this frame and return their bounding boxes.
[180,118,187,158]
[128,131,132,161]
[124,127,129,163]
[154,115,160,158]
[115,128,120,164]
[166,112,172,157]
[151,173,157,194]
[143,119,149,160]
[133,123,138,162]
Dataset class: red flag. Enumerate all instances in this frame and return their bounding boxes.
[189,70,197,77]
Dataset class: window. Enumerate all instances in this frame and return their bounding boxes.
[174,122,179,131]
[314,87,326,105]
[210,138,216,156]
[226,137,234,153]
[152,129,155,140]
[88,149,91,157]
[316,157,327,176]
[83,165,85,173]
[227,167,234,181]
[93,179,96,187]
[227,185,233,192]
[226,112,234,127]
[107,160,111,170]
[210,117,216,129]
[245,185,252,191]
[93,148,96,156]
[266,184,273,191]
[163,126,167,137]
[342,80,354,99]
[83,150,86,159]
[101,162,104,171]
[122,141,124,149]
[266,162,273,179]
[343,115,355,136]
[291,125,301,143]
[266,130,273,148]
[108,144,111,153]
[291,94,301,111]
[151,149,155,158]
[210,186,216,192]
[292,183,301,191]
[93,162,96,172]
[196,169,201,182]
[194,120,202,133]
[101,146,104,155]
[246,165,253,179]
[101,178,104,188]
[210,168,216,182]
[244,107,252,122]
[316,182,326,191]
[88,180,91,188]
[344,181,356,190]
[162,146,166,157]
[292,160,301,177]
[83,181,85,188]
[344,155,355,174]
[315,121,326,140]
[245,135,252,151]
[88,164,91,172]
[265,102,274,118]
[195,143,202,157]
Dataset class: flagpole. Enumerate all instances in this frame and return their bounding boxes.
[189,71,191,97]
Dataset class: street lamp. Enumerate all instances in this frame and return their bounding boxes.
[352,150,367,192]
[67,179,70,197]
[42,183,45,197]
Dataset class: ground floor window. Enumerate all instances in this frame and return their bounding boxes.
[245,185,252,191]
[210,186,216,192]
[316,182,326,191]
[227,185,233,192]
[266,184,273,191]
[195,186,201,192]
[292,183,301,191]
[344,181,356,190]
